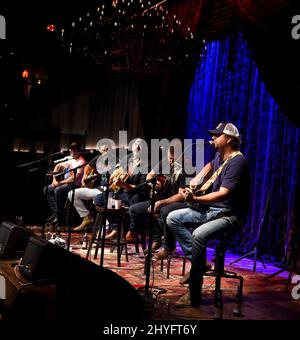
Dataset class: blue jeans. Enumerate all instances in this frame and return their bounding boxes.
[189,215,243,305]
[165,207,231,259]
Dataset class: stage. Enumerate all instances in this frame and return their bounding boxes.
[66,230,300,321]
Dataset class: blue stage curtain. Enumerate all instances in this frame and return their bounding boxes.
[186,33,300,259]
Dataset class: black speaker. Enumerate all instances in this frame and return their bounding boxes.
[18,236,146,320]
[20,236,67,281]
[0,221,33,259]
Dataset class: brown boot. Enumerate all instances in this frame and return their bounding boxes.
[143,241,162,255]
[125,230,137,242]
[155,248,175,261]
[74,215,93,231]
[105,229,118,239]
[179,262,212,285]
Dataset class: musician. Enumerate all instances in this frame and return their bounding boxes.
[44,142,85,227]
[155,123,250,308]
[94,138,150,239]
[70,144,111,231]
[126,146,187,251]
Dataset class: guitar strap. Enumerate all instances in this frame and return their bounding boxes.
[196,151,243,195]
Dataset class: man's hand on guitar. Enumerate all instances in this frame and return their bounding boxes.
[155,181,163,192]
[183,188,197,203]
[51,179,60,188]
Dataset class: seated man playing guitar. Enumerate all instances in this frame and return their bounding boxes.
[94,138,150,239]
[155,123,250,308]
[44,142,85,228]
[126,146,187,251]
[70,144,112,231]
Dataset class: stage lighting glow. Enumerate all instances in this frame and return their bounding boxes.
[47,24,56,32]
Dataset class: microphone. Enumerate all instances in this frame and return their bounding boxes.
[53,156,72,164]
[204,140,214,146]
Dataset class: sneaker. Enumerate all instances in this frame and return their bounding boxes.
[74,215,94,231]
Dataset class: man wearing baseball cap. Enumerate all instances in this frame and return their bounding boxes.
[156,122,250,308]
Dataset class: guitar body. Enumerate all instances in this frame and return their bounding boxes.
[84,173,102,189]
[52,164,66,184]
[155,174,170,196]
[109,173,131,193]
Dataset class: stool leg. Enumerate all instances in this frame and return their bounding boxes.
[134,241,139,254]
[94,213,104,259]
[140,231,147,251]
[117,217,121,267]
[86,212,100,259]
[125,243,129,262]
[182,257,187,276]
[160,259,164,272]
[214,276,223,320]
[233,276,243,317]
[166,257,171,279]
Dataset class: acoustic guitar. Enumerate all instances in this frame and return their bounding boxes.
[51,163,66,184]
[83,172,102,188]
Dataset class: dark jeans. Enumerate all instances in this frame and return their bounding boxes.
[189,215,243,305]
[44,184,75,225]
[128,201,188,242]
[94,191,148,208]
[94,191,149,230]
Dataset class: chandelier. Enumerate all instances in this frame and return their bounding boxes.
[60,0,206,74]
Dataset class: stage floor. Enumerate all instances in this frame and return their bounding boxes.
[59,231,300,321]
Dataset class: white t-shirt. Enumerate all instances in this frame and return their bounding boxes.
[64,156,86,186]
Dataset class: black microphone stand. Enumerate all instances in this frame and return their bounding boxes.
[57,162,87,251]
[135,174,167,301]
[99,172,111,267]
[16,151,64,235]
[65,167,77,251]
[144,176,156,298]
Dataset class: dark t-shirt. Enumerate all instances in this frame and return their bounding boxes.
[209,152,250,218]
[152,160,186,200]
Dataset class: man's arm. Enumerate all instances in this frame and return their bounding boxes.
[189,162,213,189]
[183,186,230,204]
[153,187,185,213]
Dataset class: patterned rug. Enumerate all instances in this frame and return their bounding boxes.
[68,235,300,320]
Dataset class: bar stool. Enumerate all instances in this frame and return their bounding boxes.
[204,233,244,320]
[86,206,129,267]
[160,232,244,319]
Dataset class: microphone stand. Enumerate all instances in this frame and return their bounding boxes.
[16,151,63,169]
[99,172,111,267]
[16,151,64,235]
[136,173,167,301]
[54,162,87,251]
[66,167,77,251]
[144,176,156,298]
